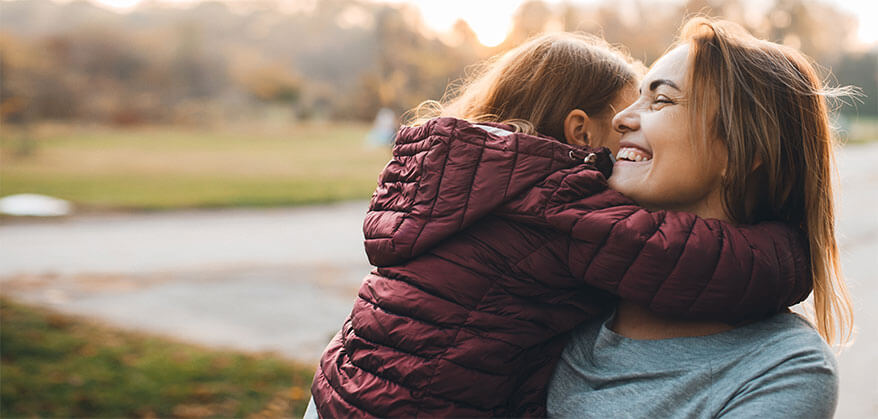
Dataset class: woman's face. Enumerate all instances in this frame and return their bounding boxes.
[608,46,729,220]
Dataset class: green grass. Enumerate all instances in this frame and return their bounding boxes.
[1,118,873,212]
[0,297,314,418]
[0,123,391,210]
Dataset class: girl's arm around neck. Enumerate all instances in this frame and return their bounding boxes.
[500,166,811,324]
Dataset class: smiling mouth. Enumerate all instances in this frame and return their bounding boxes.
[616,147,653,162]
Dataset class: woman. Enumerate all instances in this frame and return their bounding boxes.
[309,31,815,418]
[548,18,853,418]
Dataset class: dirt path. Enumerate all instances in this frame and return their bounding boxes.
[2,143,876,417]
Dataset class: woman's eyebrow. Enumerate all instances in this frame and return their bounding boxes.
[649,78,680,92]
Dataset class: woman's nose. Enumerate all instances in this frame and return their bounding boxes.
[612,105,639,133]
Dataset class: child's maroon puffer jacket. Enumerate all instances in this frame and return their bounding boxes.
[311,117,811,417]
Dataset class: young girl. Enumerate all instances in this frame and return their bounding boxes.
[309,33,813,417]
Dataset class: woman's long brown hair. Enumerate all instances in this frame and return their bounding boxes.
[681,18,855,346]
[406,32,642,144]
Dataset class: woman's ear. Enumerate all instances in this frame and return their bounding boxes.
[564,109,590,146]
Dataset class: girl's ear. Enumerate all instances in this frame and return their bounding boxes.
[564,109,591,146]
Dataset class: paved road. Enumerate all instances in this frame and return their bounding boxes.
[0,202,374,362]
[1,143,876,417]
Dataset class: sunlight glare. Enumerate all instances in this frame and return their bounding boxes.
[827,0,878,46]
[91,0,142,9]
[380,0,517,47]
[466,12,514,47]
[66,0,878,47]
[860,24,878,45]
[856,10,878,45]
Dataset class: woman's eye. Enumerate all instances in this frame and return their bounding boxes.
[654,95,674,104]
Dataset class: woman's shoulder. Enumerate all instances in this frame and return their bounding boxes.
[743,312,834,355]
[728,312,836,373]
[716,313,839,417]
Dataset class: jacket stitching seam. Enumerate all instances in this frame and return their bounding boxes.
[687,220,726,313]
[358,278,528,351]
[576,207,636,290]
[647,214,697,309]
[414,278,498,416]
[343,346,495,414]
[323,319,385,417]
[355,296,524,371]
[457,132,487,230]
[395,121,576,162]
[409,131,453,260]
[786,228,805,302]
[726,229,760,321]
[316,358,377,417]
[502,133,519,201]
[333,316,496,415]
[614,211,666,300]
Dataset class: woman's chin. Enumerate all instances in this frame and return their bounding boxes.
[608,163,648,195]
[607,176,637,198]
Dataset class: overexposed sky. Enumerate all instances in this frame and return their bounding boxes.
[379,0,554,46]
[82,0,878,47]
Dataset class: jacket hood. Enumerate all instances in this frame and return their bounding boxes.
[363,117,614,266]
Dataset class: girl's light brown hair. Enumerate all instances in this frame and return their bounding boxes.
[406,32,642,144]
[680,17,855,346]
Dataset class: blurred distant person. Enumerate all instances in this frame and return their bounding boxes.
[365,108,398,147]
[306,31,825,417]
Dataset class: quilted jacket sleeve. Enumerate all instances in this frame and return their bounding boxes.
[363,118,603,266]
[505,167,812,324]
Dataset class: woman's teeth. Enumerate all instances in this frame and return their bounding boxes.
[616,147,652,162]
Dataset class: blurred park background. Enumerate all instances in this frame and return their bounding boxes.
[0,0,876,417]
